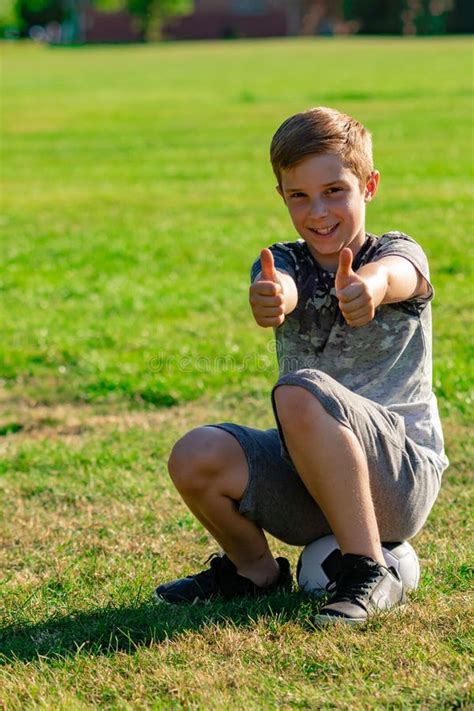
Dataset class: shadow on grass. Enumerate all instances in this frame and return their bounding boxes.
[0,592,316,665]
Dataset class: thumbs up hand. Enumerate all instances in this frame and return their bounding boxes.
[260,247,278,283]
[335,248,377,328]
[335,248,357,292]
[249,248,286,328]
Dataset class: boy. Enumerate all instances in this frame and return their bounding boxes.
[155,107,448,625]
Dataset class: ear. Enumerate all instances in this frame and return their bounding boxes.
[364,171,380,202]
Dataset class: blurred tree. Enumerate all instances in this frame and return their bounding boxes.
[343,0,466,34]
[10,0,190,37]
[410,0,454,35]
[14,0,63,34]
[126,0,191,38]
[0,0,18,31]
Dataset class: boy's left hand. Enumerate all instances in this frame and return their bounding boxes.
[335,249,386,328]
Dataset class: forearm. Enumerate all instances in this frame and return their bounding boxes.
[356,256,428,306]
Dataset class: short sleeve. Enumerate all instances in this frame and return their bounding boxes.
[250,242,299,283]
[371,232,434,308]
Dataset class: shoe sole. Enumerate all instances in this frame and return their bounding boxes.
[155,589,293,603]
[153,591,171,604]
[153,591,210,605]
[312,613,367,627]
[312,602,407,627]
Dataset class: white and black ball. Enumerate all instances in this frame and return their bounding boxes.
[296,535,420,596]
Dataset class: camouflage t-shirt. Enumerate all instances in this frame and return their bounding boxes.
[251,232,448,473]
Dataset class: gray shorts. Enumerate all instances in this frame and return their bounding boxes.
[212,369,442,546]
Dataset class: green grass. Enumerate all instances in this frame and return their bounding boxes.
[1,37,473,709]
[1,37,473,415]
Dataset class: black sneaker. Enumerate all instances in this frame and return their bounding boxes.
[154,553,292,604]
[312,554,405,626]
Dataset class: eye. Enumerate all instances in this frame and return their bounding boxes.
[326,187,342,195]
[290,192,306,199]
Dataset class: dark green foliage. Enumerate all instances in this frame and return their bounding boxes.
[447,0,474,32]
[343,0,404,34]
[343,0,468,34]
[11,0,191,37]
[414,0,454,35]
[14,0,63,33]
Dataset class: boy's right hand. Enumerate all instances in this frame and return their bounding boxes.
[249,249,286,328]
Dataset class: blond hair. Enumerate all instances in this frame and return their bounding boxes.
[270,107,373,188]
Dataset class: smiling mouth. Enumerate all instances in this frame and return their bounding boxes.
[309,223,339,236]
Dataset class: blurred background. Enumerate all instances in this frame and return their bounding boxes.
[1,0,473,43]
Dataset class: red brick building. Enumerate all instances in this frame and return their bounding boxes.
[82,7,143,43]
[57,0,348,44]
[163,0,347,41]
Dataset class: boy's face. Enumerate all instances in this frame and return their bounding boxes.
[278,153,379,271]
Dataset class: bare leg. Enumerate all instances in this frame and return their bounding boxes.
[168,426,280,587]
[274,386,385,566]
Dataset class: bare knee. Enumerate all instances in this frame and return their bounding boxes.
[274,385,326,432]
[168,426,243,496]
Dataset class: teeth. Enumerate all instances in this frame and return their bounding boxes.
[313,224,337,235]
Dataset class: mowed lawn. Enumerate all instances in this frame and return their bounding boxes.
[0,37,472,709]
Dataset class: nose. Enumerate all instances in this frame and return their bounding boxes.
[309,196,328,219]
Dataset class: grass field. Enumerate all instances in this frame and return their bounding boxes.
[1,37,473,709]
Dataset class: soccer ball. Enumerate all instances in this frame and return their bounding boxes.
[296,535,420,596]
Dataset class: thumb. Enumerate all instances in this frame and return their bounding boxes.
[260,248,277,282]
[335,248,356,290]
